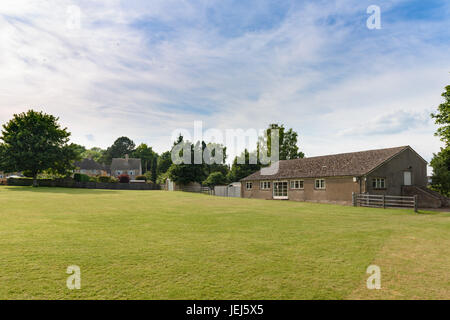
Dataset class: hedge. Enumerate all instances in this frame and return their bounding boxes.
[6,178,160,190]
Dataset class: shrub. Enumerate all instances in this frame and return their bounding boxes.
[98,176,112,183]
[156,171,169,185]
[203,171,227,187]
[144,171,153,182]
[110,176,119,183]
[74,173,90,182]
[118,174,130,183]
[135,175,147,181]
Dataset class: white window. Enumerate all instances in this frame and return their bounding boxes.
[260,181,271,190]
[129,170,134,175]
[290,180,304,189]
[372,178,386,189]
[116,170,122,175]
[246,182,253,190]
[315,179,325,189]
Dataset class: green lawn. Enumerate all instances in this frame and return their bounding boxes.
[0,186,448,300]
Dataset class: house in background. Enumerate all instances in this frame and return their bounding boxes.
[110,154,142,180]
[241,146,446,208]
[74,158,109,176]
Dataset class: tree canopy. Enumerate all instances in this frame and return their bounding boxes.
[0,110,78,185]
[265,123,304,160]
[167,137,229,185]
[203,171,227,187]
[430,85,450,196]
[81,147,106,163]
[228,123,304,182]
[431,85,450,147]
[101,136,136,164]
[132,143,158,181]
[157,151,173,177]
[227,149,261,182]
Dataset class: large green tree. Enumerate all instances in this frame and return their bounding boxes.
[157,151,173,177]
[167,137,228,185]
[431,85,450,147]
[430,85,450,196]
[264,123,304,160]
[167,139,207,184]
[430,148,450,197]
[227,149,261,182]
[203,171,227,187]
[101,136,135,164]
[72,144,87,159]
[132,143,159,181]
[227,124,304,182]
[0,110,79,186]
[203,142,229,177]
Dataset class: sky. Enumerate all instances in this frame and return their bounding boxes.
[0,0,449,171]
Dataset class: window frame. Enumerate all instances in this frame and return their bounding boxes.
[290,180,304,190]
[246,182,253,190]
[260,181,271,190]
[372,178,386,189]
[315,179,326,190]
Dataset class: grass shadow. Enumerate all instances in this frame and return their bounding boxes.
[1,186,120,194]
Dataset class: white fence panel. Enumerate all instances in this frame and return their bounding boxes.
[214,185,241,198]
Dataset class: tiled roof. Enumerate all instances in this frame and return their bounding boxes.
[74,158,106,170]
[110,158,141,171]
[241,146,410,181]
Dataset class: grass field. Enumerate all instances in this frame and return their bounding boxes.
[0,186,449,300]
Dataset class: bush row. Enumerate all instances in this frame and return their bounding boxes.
[74,174,122,183]
[5,177,161,190]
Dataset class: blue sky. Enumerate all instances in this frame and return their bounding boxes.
[0,0,449,170]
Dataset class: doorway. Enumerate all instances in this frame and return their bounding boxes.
[403,171,412,186]
[273,181,288,199]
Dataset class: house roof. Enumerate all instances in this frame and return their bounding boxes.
[74,158,106,171]
[110,158,141,171]
[241,146,414,181]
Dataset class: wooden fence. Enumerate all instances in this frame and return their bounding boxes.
[352,193,417,212]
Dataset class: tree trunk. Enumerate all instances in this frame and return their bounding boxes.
[33,175,38,187]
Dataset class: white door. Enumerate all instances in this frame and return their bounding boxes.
[403,171,412,186]
[273,181,288,199]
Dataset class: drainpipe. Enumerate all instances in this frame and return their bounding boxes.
[359,176,362,194]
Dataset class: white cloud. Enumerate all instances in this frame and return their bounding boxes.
[0,0,449,168]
